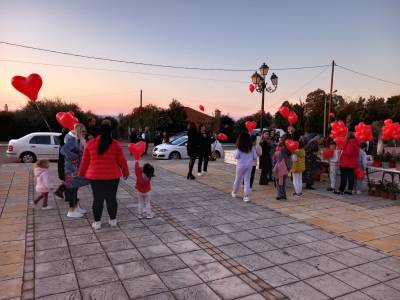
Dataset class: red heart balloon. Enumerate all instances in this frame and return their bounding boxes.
[354,168,365,180]
[285,139,299,153]
[278,106,290,118]
[216,133,228,141]
[287,111,298,125]
[128,141,146,160]
[322,148,334,160]
[199,105,205,112]
[56,111,79,130]
[11,73,43,101]
[249,84,255,93]
[245,121,257,133]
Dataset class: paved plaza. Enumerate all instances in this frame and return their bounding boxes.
[1,160,400,299]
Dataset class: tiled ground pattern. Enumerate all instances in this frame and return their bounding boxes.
[1,161,400,299]
[161,160,400,257]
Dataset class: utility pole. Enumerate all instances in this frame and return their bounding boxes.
[139,89,143,128]
[328,61,335,119]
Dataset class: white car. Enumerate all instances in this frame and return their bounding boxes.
[7,132,61,163]
[153,135,224,160]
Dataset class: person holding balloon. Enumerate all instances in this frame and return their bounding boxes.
[337,132,360,195]
[272,136,292,200]
[354,143,368,195]
[290,139,305,197]
[304,135,321,190]
[61,123,88,218]
[79,120,129,229]
[258,130,273,185]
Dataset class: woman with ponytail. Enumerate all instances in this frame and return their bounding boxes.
[79,119,129,230]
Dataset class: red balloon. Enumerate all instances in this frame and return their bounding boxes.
[199,105,205,112]
[216,133,228,141]
[128,141,146,160]
[56,111,79,130]
[354,168,365,180]
[334,136,346,149]
[245,121,257,133]
[278,106,290,118]
[329,112,335,119]
[322,148,334,160]
[384,119,393,126]
[249,84,255,93]
[285,139,299,153]
[287,111,298,125]
[355,122,373,143]
[11,73,43,101]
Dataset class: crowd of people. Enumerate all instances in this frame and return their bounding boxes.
[33,118,155,230]
[231,126,368,202]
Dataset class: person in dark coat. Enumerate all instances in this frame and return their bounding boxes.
[86,117,98,140]
[287,126,300,141]
[129,128,139,143]
[55,128,69,199]
[304,135,320,189]
[186,122,199,180]
[259,130,273,185]
[197,124,212,176]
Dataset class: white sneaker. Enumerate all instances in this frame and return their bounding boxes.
[67,210,83,218]
[356,190,362,195]
[77,206,87,214]
[42,205,53,210]
[243,196,250,202]
[146,213,154,219]
[231,192,237,198]
[197,172,203,176]
[138,213,144,219]
[202,171,207,176]
[109,219,117,227]
[92,221,102,230]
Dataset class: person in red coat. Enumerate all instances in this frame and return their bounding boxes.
[79,120,129,230]
[338,132,360,195]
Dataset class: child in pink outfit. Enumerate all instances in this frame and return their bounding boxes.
[34,160,52,209]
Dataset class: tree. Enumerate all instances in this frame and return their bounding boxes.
[166,99,187,133]
[304,89,326,134]
[385,95,400,121]
[219,114,236,142]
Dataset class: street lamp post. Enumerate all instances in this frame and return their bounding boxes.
[251,63,278,132]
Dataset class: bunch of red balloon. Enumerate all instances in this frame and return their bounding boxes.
[278,105,298,125]
[56,111,79,130]
[330,120,348,149]
[382,119,400,141]
[354,122,373,143]
[285,139,299,153]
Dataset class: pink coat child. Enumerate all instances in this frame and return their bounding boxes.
[34,160,52,209]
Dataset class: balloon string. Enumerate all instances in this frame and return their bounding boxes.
[33,102,52,132]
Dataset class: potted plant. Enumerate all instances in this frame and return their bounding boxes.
[384,181,400,200]
[382,153,392,169]
[368,181,379,197]
[396,154,400,170]
[373,154,383,167]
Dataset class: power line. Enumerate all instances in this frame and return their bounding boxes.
[336,64,400,86]
[0,59,247,84]
[0,41,330,72]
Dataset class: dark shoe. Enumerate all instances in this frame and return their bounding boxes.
[326,187,333,192]
[276,197,282,200]
[55,190,64,199]
[344,191,353,195]
[333,190,340,194]
[305,186,315,190]
[189,174,196,180]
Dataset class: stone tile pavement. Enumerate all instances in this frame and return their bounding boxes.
[161,161,400,257]
[0,160,399,299]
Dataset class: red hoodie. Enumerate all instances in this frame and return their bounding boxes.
[135,161,151,193]
[339,138,360,169]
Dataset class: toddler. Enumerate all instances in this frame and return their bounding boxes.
[34,160,52,209]
[135,160,155,218]
[327,141,341,193]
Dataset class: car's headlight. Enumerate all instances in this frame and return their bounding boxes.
[159,149,167,152]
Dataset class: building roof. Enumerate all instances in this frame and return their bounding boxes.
[183,107,214,124]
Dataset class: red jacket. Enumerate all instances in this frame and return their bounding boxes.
[78,137,129,180]
[340,138,360,169]
[135,161,151,193]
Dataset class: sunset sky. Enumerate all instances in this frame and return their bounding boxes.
[0,0,399,119]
